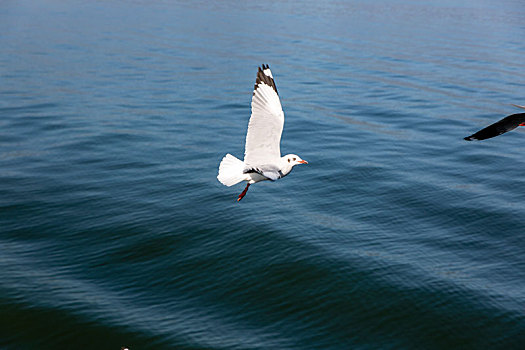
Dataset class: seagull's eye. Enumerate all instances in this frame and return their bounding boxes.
[288,159,290,163]
[293,157,296,161]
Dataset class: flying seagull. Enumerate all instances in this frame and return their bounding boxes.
[217,64,308,201]
[464,104,525,141]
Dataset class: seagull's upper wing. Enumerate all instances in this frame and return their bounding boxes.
[244,64,284,167]
[464,113,525,141]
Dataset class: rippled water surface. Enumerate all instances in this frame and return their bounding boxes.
[1,1,525,349]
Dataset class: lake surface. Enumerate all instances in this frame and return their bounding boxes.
[1,1,524,349]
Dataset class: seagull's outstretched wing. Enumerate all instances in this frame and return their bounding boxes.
[464,113,525,141]
[244,64,284,167]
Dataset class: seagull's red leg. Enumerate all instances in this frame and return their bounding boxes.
[237,183,250,202]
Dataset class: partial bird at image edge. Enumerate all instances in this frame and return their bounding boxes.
[464,104,525,141]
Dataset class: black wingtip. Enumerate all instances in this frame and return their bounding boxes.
[464,136,472,141]
[254,64,278,95]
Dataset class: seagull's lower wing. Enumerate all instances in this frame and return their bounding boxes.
[244,164,282,181]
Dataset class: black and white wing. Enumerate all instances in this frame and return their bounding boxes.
[243,164,283,181]
[464,113,525,141]
[244,64,284,167]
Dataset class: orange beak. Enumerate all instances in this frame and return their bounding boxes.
[298,160,308,164]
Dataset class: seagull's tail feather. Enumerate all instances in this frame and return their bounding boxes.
[217,154,245,187]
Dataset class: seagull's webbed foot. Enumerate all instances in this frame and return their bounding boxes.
[237,183,250,202]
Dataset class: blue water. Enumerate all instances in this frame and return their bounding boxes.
[1,1,525,349]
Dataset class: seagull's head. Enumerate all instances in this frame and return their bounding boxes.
[283,154,308,166]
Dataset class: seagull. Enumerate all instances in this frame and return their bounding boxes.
[464,104,525,141]
[217,64,308,201]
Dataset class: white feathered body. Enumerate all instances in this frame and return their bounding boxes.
[217,154,295,186]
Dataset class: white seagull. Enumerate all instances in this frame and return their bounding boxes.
[217,64,308,201]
